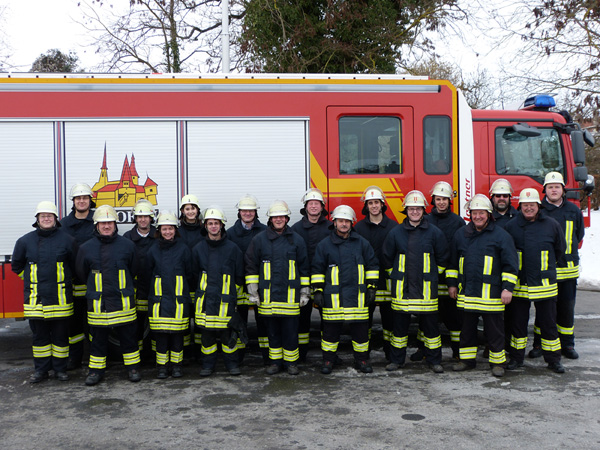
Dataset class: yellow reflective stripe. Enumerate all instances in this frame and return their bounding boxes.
[300,276,310,286]
[541,337,561,352]
[357,264,364,285]
[176,275,184,296]
[488,350,506,364]
[483,255,493,275]
[321,339,339,352]
[288,260,296,280]
[245,274,259,284]
[460,346,478,360]
[331,293,340,309]
[481,283,490,299]
[57,282,67,305]
[95,272,103,292]
[154,277,162,296]
[311,274,325,284]
[502,272,518,284]
[176,301,184,320]
[423,280,431,299]
[446,269,459,279]
[93,297,102,314]
[390,334,408,349]
[398,254,405,272]
[222,274,230,295]
[287,287,295,303]
[219,300,228,317]
[458,257,464,275]
[119,269,126,289]
[56,261,65,283]
[30,263,38,283]
[331,266,339,285]
[517,251,522,270]
[199,272,208,291]
[565,220,573,254]
[263,262,271,281]
[541,251,549,271]
[423,253,431,273]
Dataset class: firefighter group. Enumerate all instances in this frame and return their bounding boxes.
[12,173,584,385]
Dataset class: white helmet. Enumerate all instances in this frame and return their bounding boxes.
[35,201,58,217]
[236,194,259,211]
[301,188,325,205]
[403,190,427,208]
[518,188,542,204]
[543,171,565,187]
[180,194,200,209]
[430,181,453,199]
[204,206,227,223]
[489,178,514,196]
[467,194,493,213]
[331,205,357,222]
[93,205,118,224]
[267,200,291,218]
[69,183,93,200]
[156,211,179,227]
[132,200,155,217]
[361,186,385,203]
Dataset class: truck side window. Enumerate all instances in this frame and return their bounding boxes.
[423,116,451,174]
[495,127,564,183]
[339,116,401,174]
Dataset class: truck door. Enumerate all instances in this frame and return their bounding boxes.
[326,106,454,222]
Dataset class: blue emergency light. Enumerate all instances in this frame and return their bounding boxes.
[523,94,556,109]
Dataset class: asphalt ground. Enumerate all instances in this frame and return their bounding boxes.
[1,290,599,449]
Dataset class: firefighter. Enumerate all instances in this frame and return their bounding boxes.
[76,205,142,386]
[193,207,244,376]
[354,185,397,361]
[226,194,268,365]
[12,201,77,383]
[529,172,584,360]
[312,205,379,374]
[504,188,566,373]
[245,200,310,375]
[123,199,157,354]
[147,211,193,379]
[291,188,332,362]
[60,182,95,371]
[383,190,449,374]
[178,194,203,356]
[448,195,518,377]
[425,181,465,360]
[489,178,517,228]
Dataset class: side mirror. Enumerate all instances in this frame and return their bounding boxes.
[583,129,595,147]
[571,130,586,164]
[574,165,588,182]
[502,123,541,142]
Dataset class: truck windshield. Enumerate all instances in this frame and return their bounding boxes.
[339,116,401,174]
[495,127,565,183]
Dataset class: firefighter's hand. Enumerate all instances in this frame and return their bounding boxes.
[299,287,310,307]
[448,287,458,300]
[313,290,324,308]
[501,289,512,305]
[248,283,260,306]
[366,288,377,307]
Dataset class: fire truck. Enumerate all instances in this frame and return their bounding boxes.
[0,73,594,318]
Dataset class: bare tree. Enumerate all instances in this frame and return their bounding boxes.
[0,5,11,70]
[78,0,245,73]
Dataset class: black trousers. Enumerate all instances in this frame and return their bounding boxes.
[201,328,238,370]
[506,297,560,364]
[154,332,184,365]
[265,315,299,367]
[30,318,69,373]
[88,322,140,375]
[533,279,577,348]
[298,300,314,360]
[67,298,87,364]
[368,301,393,355]
[321,320,369,363]
[238,305,269,364]
[459,311,505,367]
[390,312,441,365]
[438,295,463,353]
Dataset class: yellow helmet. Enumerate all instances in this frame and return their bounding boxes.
[267,200,291,217]
[518,188,542,204]
[467,194,493,213]
[93,205,118,224]
[203,206,227,223]
[35,201,58,217]
[489,178,514,196]
[235,195,259,211]
[430,181,453,199]
[360,186,385,203]
[403,190,427,208]
[543,171,565,187]
[132,200,155,217]
[180,194,200,209]
[69,183,93,200]
[156,211,179,227]
[301,188,325,205]
[331,205,356,222]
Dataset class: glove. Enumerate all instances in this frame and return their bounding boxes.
[366,288,377,307]
[299,287,310,307]
[313,290,324,308]
[247,283,260,306]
